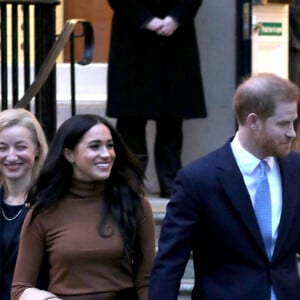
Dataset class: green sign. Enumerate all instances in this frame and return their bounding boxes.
[258,22,282,36]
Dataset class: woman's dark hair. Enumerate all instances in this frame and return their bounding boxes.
[27,114,145,260]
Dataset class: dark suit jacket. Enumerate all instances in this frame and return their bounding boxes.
[149,140,300,300]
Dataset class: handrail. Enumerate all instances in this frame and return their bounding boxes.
[14,19,94,108]
[0,1,60,4]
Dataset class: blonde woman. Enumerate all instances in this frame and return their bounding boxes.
[0,109,48,300]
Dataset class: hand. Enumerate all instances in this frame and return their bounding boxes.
[19,288,63,300]
[145,17,164,32]
[156,16,179,36]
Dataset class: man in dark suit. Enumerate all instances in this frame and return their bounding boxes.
[149,73,300,300]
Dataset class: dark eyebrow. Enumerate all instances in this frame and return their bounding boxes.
[86,140,108,146]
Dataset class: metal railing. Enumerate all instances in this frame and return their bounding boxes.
[0,0,94,141]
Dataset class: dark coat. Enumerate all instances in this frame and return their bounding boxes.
[0,189,28,300]
[0,188,49,300]
[290,0,300,50]
[106,0,207,120]
[149,140,300,300]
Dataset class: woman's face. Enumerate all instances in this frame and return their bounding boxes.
[65,123,116,181]
[0,125,38,181]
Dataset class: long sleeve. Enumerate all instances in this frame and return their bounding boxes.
[11,209,46,300]
[107,0,202,28]
[134,198,156,300]
[107,0,154,28]
[149,171,200,300]
[168,0,202,25]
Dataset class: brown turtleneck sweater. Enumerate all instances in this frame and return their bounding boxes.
[11,179,155,300]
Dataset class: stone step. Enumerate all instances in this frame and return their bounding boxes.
[179,279,194,300]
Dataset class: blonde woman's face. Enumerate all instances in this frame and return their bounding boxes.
[0,125,38,181]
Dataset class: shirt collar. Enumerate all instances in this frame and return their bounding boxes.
[231,132,274,175]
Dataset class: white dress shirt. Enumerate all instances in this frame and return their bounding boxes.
[231,132,282,256]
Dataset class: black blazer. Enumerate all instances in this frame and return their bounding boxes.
[149,140,300,300]
[0,188,28,300]
[0,188,49,300]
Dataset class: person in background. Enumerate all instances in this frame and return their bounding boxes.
[106,0,207,198]
[289,0,300,149]
[289,0,300,88]
[0,108,48,300]
[11,114,156,300]
[149,73,300,300]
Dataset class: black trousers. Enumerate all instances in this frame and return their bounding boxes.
[116,117,183,197]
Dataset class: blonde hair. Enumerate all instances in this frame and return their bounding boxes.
[0,108,48,186]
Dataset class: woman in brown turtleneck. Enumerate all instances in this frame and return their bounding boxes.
[11,114,156,300]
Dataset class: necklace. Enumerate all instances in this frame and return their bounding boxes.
[1,207,23,221]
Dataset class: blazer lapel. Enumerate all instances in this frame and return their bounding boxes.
[272,156,299,258]
[216,142,267,256]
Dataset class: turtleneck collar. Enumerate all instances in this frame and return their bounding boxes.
[69,178,105,199]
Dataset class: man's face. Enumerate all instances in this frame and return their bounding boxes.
[255,101,298,158]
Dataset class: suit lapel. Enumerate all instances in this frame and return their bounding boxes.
[272,157,298,258]
[216,142,267,256]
